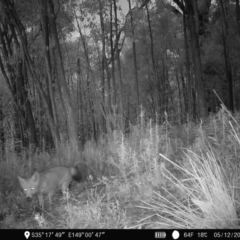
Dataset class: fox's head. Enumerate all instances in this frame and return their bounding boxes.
[18,172,40,199]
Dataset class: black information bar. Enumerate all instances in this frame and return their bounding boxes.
[1,229,240,239]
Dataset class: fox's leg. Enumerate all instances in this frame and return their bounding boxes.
[61,180,71,194]
[47,192,54,210]
[38,194,44,209]
[61,181,71,201]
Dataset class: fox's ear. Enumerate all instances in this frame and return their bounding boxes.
[31,172,39,182]
[18,176,25,185]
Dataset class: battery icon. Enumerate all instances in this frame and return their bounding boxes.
[155,232,166,238]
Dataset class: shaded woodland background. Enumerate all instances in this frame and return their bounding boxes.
[1,0,240,229]
[0,0,239,152]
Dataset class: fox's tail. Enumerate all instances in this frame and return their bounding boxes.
[70,166,82,182]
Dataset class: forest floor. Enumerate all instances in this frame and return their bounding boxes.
[1,106,240,229]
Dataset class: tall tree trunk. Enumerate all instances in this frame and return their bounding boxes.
[185,0,207,118]
[176,71,183,123]
[0,93,4,157]
[76,10,97,141]
[180,67,188,120]
[99,0,111,133]
[145,2,161,115]
[77,58,85,146]
[0,19,38,147]
[182,2,192,119]
[47,0,79,147]
[128,0,140,112]
[113,0,124,128]
[1,0,60,147]
[19,60,38,146]
[236,0,240,35]
[110,0,117,107]
[219,0,234,112]
[41,0,58,127]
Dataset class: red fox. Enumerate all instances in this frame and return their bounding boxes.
[18,166,82,209]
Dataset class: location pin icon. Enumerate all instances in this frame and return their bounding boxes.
[24,231,30,239]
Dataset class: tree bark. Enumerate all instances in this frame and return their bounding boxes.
[99,0,111,132]
[41,0,58,127]
[1,0,60,147]
[182,3,192,118]
[76,9,98,141]
[128,0,140,112]
[236,0,240,35]
[110,0,117,107]
[219,0,234,112]
[0,19,38,147]
[0,93,5,157]
[113,0,124,128]
[185,0,207,118]
[176,71,183,123]
[145,2,161,115]
[47,0,79,147]
[77,58,85,145]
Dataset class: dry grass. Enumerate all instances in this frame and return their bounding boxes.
[1,106,240,228]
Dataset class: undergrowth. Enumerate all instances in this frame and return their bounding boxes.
[0,106,240,229]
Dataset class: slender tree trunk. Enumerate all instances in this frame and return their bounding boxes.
[219,0,234,112]
[128,0,140,112]
[180,67,188,119]
[145,2,161,114]
[41,0,58,127]
[99,0,106,133]
[110,0,117,107]
[176,71,183,123]
[185,0,206,118]
[0,93,4,157]
[236,0,240,35]
[99,0,112,132]
[182,3,192,119]
[76,10,97,141]
[113,0,124,128]
[143,35,155,117]
[20,61,38,146]
[47,0,79,147]
[77,58,85,145]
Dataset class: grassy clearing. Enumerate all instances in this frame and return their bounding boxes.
[0,106,240,228]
